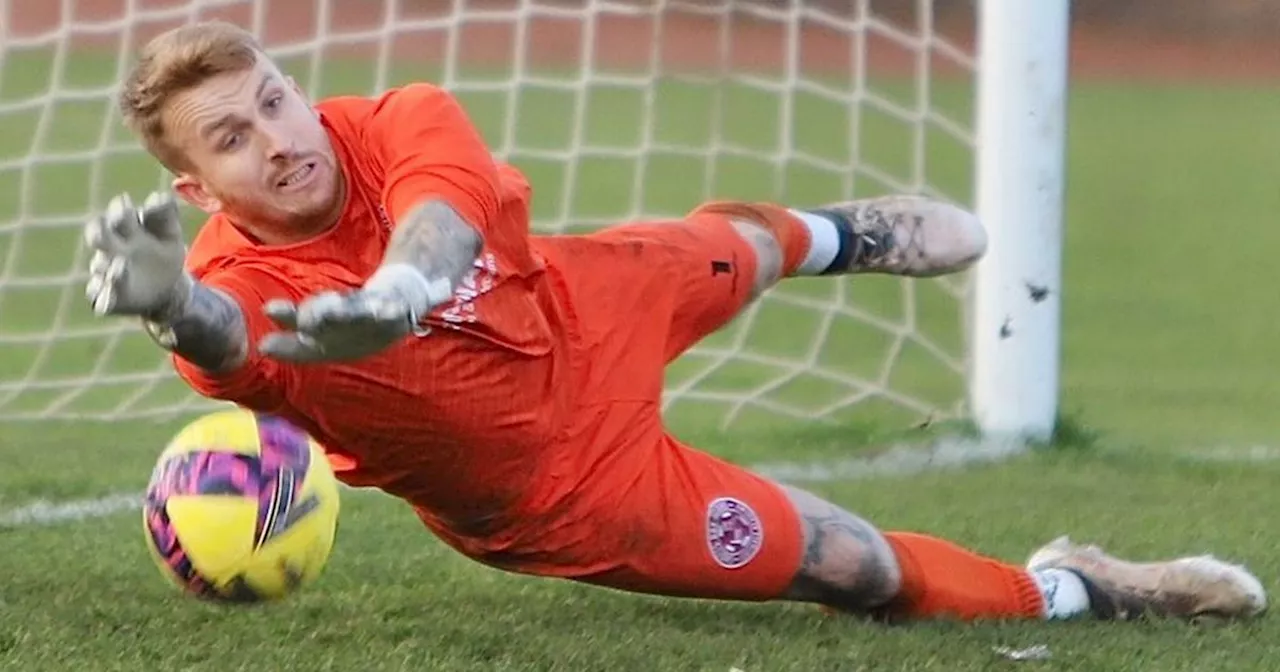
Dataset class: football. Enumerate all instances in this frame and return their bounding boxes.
[142,408,340,603]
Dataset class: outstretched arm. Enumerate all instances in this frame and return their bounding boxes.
[143,283,248,374]
[257,200,482,364]
[83,191,249,375]
[379,198,483,288]
[258,83,499,364]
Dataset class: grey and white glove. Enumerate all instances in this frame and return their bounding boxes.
[83,192,192,320]
[259,264,454,363]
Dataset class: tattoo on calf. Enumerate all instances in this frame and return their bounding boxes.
[728,220,783,298]
[785,487,902,612]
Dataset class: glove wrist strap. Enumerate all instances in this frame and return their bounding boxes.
[140,272,195,351]
[365,263,455,332]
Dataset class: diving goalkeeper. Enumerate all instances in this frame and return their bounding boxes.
[84,21,1265,622]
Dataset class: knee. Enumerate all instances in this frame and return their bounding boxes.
[780,485,903,612]
[727,218,783,299]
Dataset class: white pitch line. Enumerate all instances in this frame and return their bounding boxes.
[751,435,1031,483]
[1177,445,1280,463]
[0,492,141,528]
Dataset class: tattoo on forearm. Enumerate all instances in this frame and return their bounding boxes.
[382,199,483,288]
[145,283,248,374]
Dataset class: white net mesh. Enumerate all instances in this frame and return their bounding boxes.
[0,0,977,429]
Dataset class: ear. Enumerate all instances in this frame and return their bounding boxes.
[172,174,222,215]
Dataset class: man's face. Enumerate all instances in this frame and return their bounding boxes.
[164,55,342,239]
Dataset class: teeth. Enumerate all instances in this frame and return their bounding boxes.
[281,164,312,186]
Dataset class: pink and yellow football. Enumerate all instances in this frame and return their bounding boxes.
[142,408,340,603]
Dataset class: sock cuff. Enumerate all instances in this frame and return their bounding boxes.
[1010,568,1050,619]
[689,200,811,275]
[803,209,859,275]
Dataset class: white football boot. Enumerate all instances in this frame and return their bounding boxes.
[1027,536,1267,621]
[811,195,988,277]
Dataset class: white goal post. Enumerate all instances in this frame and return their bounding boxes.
[0,0,1067,441]
[971,0,1069,442]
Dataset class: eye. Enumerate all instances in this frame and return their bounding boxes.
[263,93,283,112]
[219,133,241,151]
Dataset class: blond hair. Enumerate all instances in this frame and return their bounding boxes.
[119,21,264,171]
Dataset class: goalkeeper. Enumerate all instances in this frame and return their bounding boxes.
[85,21,1265,622]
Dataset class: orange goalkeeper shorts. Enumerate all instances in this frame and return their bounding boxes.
[418,210,806,601]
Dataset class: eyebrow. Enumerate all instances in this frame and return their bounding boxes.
[198,73,278,140]
[255,72,276,100]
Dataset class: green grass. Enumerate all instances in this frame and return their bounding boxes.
[3,48,1280,670]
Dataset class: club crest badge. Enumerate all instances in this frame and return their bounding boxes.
[706,497,763,569]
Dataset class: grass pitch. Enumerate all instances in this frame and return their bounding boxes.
[2,50,1280,670]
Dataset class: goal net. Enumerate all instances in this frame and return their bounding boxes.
[0,0,1064,435]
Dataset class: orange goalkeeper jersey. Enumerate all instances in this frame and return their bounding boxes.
[175,83,575,536]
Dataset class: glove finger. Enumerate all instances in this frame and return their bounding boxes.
[140,191,185,242]
[264,299,300,331]
[88,249,110,275]
[259,332,326,363]
[91,278,116,316]
[295,292,350,332]
[106,256,127,285]
[89,258,128,315]
[105,193,142,241]
[83,215,121,255]
[85,272,104,305]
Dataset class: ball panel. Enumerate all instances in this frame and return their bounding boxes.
[143,500,219,599]
[165,496,260,585]
[251,413,317,550]
[148,450,260,499]
[160,408,263,459]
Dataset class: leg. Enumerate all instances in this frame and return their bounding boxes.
[506,428,1265,623]
[776,484,1051,621]
[528,430,1051,619]
[537,193,986,372]
[691,194,990,292]
[781,484,1266,622]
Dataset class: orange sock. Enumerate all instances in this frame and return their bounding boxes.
[876,532,1045,622]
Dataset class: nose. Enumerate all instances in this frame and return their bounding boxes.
[262,119,297,162]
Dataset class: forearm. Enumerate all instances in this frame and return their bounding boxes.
[143,282,249,374]
[369,199,484,311]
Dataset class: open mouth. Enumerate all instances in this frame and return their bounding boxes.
[277,162,316,189]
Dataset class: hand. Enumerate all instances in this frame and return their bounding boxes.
[259,289,423,363]
[83,192,192,319]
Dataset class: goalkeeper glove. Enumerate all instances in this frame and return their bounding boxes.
[83,192,193,321]
[259,264,455,363]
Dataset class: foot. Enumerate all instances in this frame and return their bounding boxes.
[1027,536,1267,621]
[812,196,987,277]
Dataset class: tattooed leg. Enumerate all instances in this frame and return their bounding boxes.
[780,485,903,613]
[727,218,784,300]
